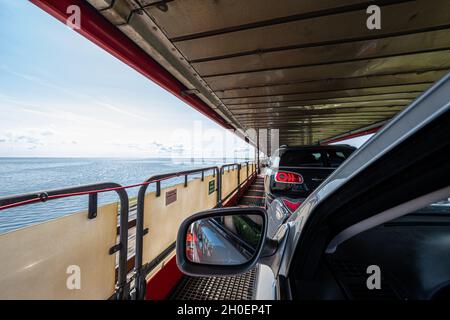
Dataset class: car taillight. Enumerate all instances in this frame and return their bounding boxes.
[275,171,304,184]
[186,247,194,260]
[186,231,195,260]
[282,198,302,212]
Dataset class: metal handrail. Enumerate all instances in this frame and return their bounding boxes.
[134,166,220,299]
[0,161,258,300]
[134,161,257,299]
[220,163,242,205]
[220,161,257,206]
[0,182,130,300]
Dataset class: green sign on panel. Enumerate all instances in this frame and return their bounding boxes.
[208,180,215,195]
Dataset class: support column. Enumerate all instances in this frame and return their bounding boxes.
[257,129,260,174]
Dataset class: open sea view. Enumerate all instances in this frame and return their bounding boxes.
[0,157,237,233]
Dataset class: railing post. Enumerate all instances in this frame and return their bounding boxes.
[116,188,130,300]
[217,167,223,208]
[88,193,98,219]
[156,181,161,197]
[246,162,249,179]
[257,129,260,174]
[237,164,241,201]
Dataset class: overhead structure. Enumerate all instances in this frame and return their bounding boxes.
[33,0,450,146]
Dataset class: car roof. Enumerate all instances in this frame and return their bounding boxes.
[278,144,356,151]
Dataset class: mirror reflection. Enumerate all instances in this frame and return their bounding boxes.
[185,214,263,265]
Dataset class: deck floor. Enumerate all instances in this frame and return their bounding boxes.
[170,174,265,300]
[238,175,265,208]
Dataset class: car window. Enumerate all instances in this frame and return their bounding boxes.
[410,197,450,215]
[279,150,324,167]
[325,150,351,168]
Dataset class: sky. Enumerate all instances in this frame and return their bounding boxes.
[0,0,255,159]
[0,1,368,158]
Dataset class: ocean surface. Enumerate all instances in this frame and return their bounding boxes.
[0,157,235,233]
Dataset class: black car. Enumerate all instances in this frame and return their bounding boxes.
[264,145,356,233]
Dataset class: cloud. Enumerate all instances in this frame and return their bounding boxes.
[41,130,55,136]
[0,65,84,100]
[0,93,42,109]
[110,141,186,155]
[0,131,44,147]
[16,135,41,144]
[149,142,164,148]
[0,65,45,85]
[95,101,150,122]
[151,143,186,156]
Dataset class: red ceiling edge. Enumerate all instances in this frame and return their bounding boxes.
[321,126,381,145]
[30,0,234,131]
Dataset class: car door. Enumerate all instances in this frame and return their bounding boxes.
[278,72,450,300]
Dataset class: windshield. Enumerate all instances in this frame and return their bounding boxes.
[275,148,354,168]
[279,150,324,167]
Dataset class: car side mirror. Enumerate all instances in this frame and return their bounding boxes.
[176,207,267,276]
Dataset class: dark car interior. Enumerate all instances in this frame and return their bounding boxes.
[276,147,355,168]
[289,207,450,300]
[326,207,450,300]
[287,110,450,300]
[279,150,323,167]
[325,150,353,168]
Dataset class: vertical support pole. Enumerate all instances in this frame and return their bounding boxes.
[217,167,223,208]
[246,162,249,179]
[237,164,241,201]
[115,188,130,300]
[156,181,161,197]
[88,193,98,219]
[257,129,260,174]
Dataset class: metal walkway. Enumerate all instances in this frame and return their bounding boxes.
[170,175,265,300]
[238,175,265,208]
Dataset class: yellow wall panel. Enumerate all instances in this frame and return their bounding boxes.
[0,203,118,300]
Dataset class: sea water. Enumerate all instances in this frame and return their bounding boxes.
[0,157,236,233]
